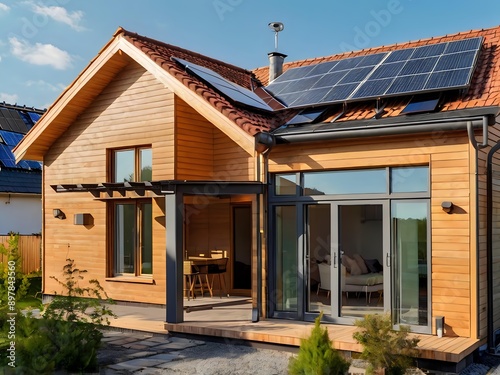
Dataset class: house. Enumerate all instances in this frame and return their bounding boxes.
[12,24,500,367]
[0,103,44,235]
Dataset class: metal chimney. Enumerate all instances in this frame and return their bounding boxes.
[268,22,287,82]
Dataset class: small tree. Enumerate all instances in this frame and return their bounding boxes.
[289,312,350,375]
[353,314,420,375]
[0,233,30,307]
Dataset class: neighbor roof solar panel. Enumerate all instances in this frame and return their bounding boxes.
[171,57,273,112]
[0,130,41,170]
[265,37,483,109]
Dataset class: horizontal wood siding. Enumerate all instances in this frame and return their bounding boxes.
[43,61,174,304]
[175,96,255,182]
[175,96,214,179]
[268,132,473,337]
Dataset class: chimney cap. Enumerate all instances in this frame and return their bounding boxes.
[268,22,284,32]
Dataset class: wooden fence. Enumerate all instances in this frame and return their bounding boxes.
[0,235,42,274]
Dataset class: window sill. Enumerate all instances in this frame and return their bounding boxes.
[105,276,155,284]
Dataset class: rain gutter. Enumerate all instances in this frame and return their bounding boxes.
[273,107,498,144]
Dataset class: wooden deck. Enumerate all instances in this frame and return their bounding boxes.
[163,299,484,364]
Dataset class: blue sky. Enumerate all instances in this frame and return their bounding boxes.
[1,0,500,109]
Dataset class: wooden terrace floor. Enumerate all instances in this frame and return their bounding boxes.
[109,297,483,364]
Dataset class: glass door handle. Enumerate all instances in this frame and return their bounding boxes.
[386,253,391,267]
[333,253,337,268]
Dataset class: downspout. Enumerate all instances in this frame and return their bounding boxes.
[254,133,276,322]
[486,139,500,352]
[467,117,489,344]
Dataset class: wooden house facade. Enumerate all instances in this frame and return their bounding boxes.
[13,25,500,362]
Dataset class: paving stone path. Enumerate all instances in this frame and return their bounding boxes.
[98,330,293,374]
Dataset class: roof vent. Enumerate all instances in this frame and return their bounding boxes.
[268,22,287,82]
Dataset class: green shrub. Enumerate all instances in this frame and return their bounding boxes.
[289,313,350,375]
[353,314,420,375]
[7,259,116,373]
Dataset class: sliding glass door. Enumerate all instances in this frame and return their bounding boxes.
[306,201,390,324]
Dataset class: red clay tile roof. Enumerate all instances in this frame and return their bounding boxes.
[122,25,500,135]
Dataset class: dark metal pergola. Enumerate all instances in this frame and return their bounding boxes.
[51,180,265,323]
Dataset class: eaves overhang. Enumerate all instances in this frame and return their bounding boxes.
[273,106,500,144]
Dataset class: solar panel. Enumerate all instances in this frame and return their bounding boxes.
[265,37,483,109]
[0,144,16,168]
[27,112,41,123]
[171,57,273,112]
[401,97,440,115]
[285,107,328,126]
[0,131,22,146]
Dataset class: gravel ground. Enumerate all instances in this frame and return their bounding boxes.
[148,341,294,375]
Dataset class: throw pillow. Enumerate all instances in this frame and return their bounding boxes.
[343,255,362,276]
[353,253,369,274]
[342,254,354,273]
[365,258,383,273]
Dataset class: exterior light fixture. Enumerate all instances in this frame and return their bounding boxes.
[441,201,454,214]
[53,209,66,220]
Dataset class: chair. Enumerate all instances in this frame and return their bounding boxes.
[183,261,202,300]
[317,263,331,298]
[209,257,229,298]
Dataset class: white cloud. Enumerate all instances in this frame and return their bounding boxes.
[25,79,65,92]
[9,37,72,70]
[0,93,19,104]
[0,3,10,12]
[29,2,85,31]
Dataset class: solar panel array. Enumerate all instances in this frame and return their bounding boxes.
[0,130,42,170]
[266,37,483,109]
[171,57,273,111]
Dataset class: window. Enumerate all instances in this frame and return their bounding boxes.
[303,169,386,195]
[275,174,298,196]
[113,147,152,182]
[113,201,152,276]
[272,166,429,198]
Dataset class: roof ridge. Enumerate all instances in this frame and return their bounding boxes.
[253,23,500,75]
[117,27,257,77]
[0,102,46,114]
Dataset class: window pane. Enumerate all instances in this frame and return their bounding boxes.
[275,174,297,195]
[275,206,297,311]
[115,204,135,274]
[392,201,428,327]
[304,169,386,195]
[140,148,152,181]
[141,203,153,275]
[391,166,429,193]
[115,149,135,182]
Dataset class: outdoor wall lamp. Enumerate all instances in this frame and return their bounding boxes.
[441,201,454,214]
[53,209,66,220]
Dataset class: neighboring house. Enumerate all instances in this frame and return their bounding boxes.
[12,24,500,364]
[0,103,43,235]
